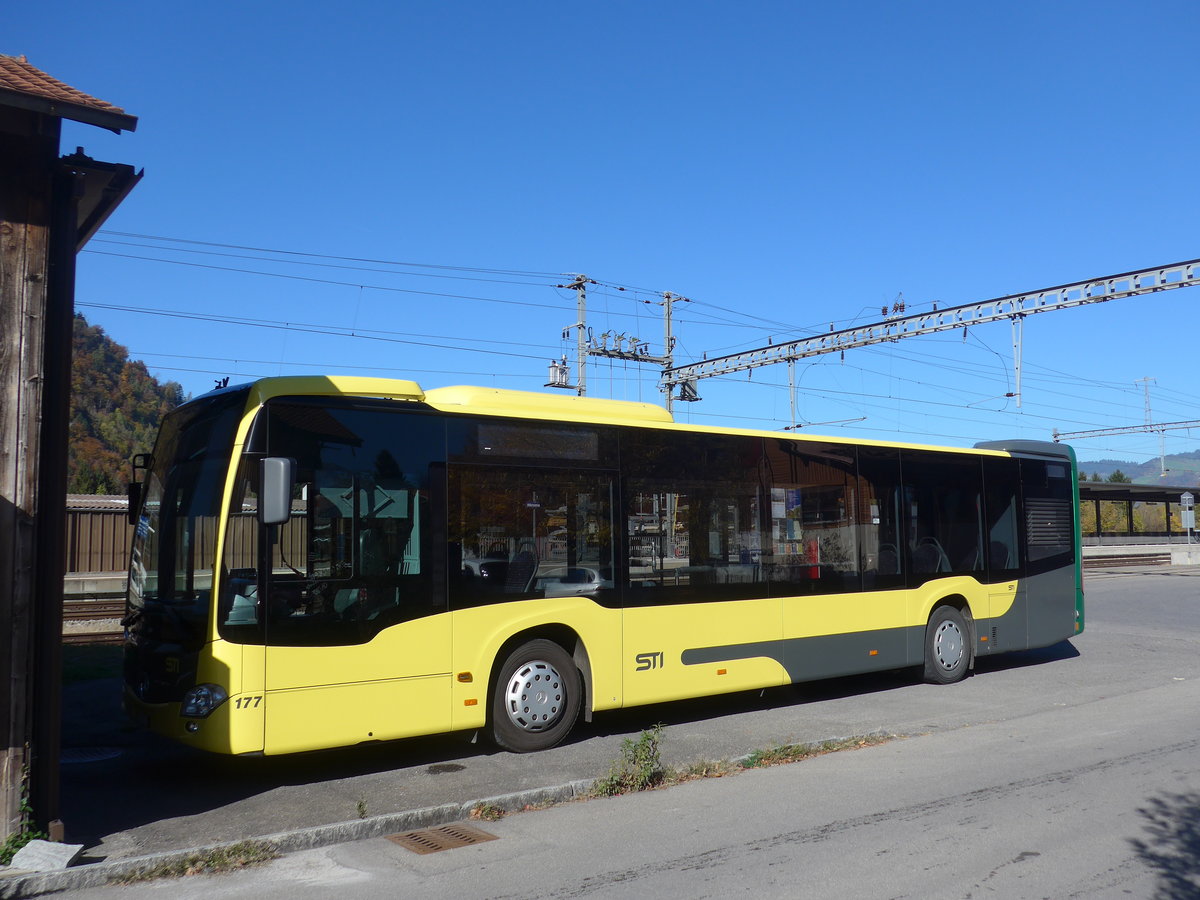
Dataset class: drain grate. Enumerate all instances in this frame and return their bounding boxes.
[387,822,498,855]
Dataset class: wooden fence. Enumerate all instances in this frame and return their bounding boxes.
[65,496,306,574]
[65,497,132,573]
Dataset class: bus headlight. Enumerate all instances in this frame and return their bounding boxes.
[180,684,229,719]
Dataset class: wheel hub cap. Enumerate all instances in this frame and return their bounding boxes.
[504,660,564,733]
[934,620,963,670]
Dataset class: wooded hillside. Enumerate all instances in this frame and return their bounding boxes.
[69,314,185,493]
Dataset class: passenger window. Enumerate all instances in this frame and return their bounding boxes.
[901,452,985,586]
[626,483,765,603]
[858,447,904,591]
[983,456,1022,579]
[449,466,616,609]
[763,440,861,596]
[622,430,767,604]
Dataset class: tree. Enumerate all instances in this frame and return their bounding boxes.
[1108,469,1132,484]
[68,314,186,493]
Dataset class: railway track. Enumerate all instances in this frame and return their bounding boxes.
[62,631,124,646]
[62,598,125,646]
[63,598,125,621]
[1082,553,1172,569]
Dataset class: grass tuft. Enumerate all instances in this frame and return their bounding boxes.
[591,725,666,797]
[111,841,279,884]
[741,734,892,769]
[469,803,506,821]
[588,727,893,799]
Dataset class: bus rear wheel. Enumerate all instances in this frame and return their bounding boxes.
[490,639,581,753]
[924,606,971,685]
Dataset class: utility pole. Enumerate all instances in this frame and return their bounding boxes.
[550,283,689,408]
[561,275,590,397]
[662,293,675,413]
[1135,376,1156,426]
[1011,316,1024,408]
[1134,377,1166,474]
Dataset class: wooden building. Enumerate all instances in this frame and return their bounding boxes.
[0,54,138,844]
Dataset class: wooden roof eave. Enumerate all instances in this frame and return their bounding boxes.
[0,85,137,134]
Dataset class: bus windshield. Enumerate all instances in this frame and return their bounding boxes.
[128,389,247,637]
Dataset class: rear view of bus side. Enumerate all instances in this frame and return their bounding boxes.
[123,376,1083,755]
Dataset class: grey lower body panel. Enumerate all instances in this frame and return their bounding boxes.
[681,626,922,684]
[680,574,1077,684]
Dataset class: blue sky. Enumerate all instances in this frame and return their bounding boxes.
[11,1,1200,469]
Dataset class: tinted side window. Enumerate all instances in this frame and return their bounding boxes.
[858,447,905,591]
[983,456,1022,581]
[623,430,768,605]
[901,452,985,587]
[449,466,616,610]
[762,440,861,596]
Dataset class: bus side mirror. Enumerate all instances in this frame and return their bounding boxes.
[127,482,141,526]
[259,457,295,526]
[127,452,151,526]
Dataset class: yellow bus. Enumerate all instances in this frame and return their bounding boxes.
[123,376,1083,755]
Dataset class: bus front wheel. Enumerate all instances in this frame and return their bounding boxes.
[923,606,971,685]
[490,639,581,752]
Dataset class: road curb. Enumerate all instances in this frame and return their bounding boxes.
[0,778,595,899]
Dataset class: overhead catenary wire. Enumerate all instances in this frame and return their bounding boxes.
[82,230,1198,458]
[98,230,567,278]
[90,239,565,290]
[127,352,552,383]
[93,231,832,335]
[84,295,1171,443]
[78,301,556,363]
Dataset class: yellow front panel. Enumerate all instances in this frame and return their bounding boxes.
[264,614,450,690]
[198,638,257,697]
[264,675,451,754]
[621,597,784,706]
[263,614,451,753]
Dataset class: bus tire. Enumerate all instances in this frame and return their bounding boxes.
[490,639,581,752]
[923,605,971,685]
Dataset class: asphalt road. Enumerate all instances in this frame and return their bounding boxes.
[46,569,1200,898]
[44,571,1199,873]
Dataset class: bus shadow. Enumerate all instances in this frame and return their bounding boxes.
[59,639,1081,857]
[578,638,1082,740]
[59,676,494,858]
[972,638,1081,674]
[577,668,918,742]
